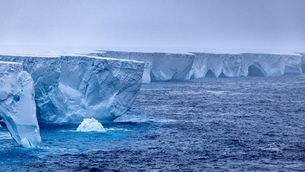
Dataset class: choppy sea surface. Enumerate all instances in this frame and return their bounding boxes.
[1,75,305,171]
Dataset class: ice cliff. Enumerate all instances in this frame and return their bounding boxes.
[90,51,194,83]
[0,55,144,125]
[92,51,304,83]
[189,53,303,79]
[0,61,41,148]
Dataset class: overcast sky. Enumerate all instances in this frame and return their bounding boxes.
[0,0,304,53]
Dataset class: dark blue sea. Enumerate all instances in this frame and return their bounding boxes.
[1,75,305,171]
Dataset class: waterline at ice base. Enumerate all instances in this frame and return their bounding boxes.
[0,51,304,148]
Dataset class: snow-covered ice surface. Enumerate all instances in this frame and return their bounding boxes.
[0,55,144,125]
[1,75,305,171]
[0,61,40,148]
[76,118,106,132]
[92,51,304,83]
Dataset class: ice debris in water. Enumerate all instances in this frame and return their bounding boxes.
[76,118,106,132]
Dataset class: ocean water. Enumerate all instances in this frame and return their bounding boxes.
[1,75,305,171]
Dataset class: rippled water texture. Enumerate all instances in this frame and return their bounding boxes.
[1,75,305,171]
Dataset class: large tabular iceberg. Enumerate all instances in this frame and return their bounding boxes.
[0,55,144,125]
[0,61,41,148]
[91,51,304,83]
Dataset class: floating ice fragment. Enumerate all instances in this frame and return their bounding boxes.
[76,118,106,132]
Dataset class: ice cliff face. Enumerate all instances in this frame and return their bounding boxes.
[0,55,144,125]
[190,53,303,78]
[92,51,304,83]
[91,51,194,83]
[0,61,41,148]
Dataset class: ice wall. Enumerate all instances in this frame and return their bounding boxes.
[190,53,303,78]
[0,61,41,147]
[92,51,304,83]
[90,51,153,83]
[92,51,194,83]
[0,55,144,125]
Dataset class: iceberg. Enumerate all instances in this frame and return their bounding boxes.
[76,118,106,132]
[0,61,41,148]
[0,55,144,125]
[91,51,304,83]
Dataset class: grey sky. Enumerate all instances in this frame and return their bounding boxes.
[0,0,304,53]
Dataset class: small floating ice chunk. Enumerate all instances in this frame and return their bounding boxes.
[76,118,106,132]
